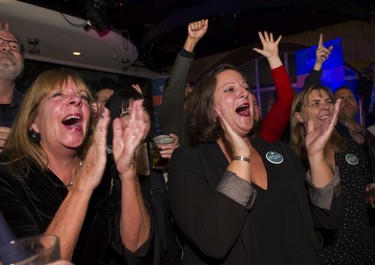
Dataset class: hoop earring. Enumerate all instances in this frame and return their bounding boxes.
[28,129,41,144]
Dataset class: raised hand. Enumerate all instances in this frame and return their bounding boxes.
[253,31,282,58]
[253,31,282,69]
[77,108,110,191]
[305,98,341,156]
[184,19,208,52]
[112,99,148,177]
[314,34,333,70]
[188,19,208,41]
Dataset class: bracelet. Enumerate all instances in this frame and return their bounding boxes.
[232,156,251,163]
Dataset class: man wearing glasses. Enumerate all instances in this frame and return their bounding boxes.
[0,21,24,149]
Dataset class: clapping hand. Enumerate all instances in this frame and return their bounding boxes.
[78,108,110,191]
[112,99,148,177]
[305,99,341,156]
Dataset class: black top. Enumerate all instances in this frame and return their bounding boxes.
[168,139,345,265]
[0,89,23,128]
[319,139,375,264]
[336,122,375,183]
[250,165,319,265]
[0,158,155,265]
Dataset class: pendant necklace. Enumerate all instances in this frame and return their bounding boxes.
[65,160,83,188]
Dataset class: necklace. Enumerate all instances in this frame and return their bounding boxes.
[65,160,83,188]
[65,181,74,188]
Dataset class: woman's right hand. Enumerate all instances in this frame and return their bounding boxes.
[77,108,110,191]
[214,106,250,158]
[305,99,341,157]
[215,106,252,183]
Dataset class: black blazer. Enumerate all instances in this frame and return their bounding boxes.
[168,139,344,265]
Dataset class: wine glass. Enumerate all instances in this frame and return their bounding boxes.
[0,234,60,265]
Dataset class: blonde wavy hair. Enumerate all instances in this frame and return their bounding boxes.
[0,69,95,175]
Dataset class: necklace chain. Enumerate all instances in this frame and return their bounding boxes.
[65,160,83,188]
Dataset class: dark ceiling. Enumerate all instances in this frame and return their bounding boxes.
[19,0,374,73]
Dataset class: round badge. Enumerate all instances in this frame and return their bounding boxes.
[345,154,359,165]
[265,151,284,164]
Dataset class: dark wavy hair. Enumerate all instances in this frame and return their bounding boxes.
[105,88,151,148]
[188,63,251,145]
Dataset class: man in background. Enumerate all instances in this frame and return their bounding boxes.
[0,21,24,148]
[333,86,375,240]
[91,77,118,119]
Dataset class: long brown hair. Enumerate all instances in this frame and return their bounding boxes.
[188,64,241,144]
[0,69,95,176]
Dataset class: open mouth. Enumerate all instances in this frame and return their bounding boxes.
[318,113,331,121]
[236,103,250,116]
[62,114,82,127]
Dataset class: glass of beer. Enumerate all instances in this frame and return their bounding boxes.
[151,135,174,172]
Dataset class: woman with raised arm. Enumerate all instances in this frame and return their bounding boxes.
[290,85,375,264]
[167,63,344,264]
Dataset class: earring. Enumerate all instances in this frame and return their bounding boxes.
[28,129,41,144]
[298,119,304,124]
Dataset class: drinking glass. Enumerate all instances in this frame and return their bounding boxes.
[0,234,60,265]
[151,135,174,172]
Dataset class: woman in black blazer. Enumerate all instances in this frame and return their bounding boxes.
[168,63,345,265]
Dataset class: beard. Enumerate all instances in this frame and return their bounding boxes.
[0,52,23,80]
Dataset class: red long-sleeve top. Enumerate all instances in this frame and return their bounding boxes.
[260,65,294,142]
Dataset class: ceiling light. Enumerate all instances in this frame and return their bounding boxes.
[72,52,81,56]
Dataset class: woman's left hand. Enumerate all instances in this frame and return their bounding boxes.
[112,99,148,177]
[252,31,282,59]
[305,99,341,156]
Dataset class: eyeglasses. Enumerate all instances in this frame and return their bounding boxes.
[0,36,23,52]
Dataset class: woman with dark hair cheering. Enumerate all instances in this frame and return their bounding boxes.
[167,64,344,264]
